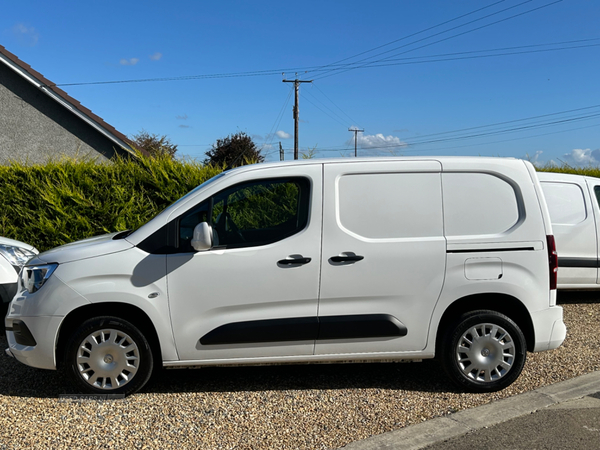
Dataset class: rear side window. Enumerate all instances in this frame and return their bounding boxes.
[541,182,586,225]
[178,177,310,252]
[443,173,520,236]
[337,172,443,239]
[594,185,600,210]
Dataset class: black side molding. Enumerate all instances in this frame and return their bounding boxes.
[318,314,407,340]
[199,314,407,346]
[447,247,535,254]
[200,317,319,346]
[558,258,600,268]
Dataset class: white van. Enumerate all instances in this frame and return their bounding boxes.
[0,236,38,305]
[538,171,600,289]
[5,157,565,395]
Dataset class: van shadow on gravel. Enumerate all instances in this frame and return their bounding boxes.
[0,338,455,398]
[147,359,453,395]
[558,291,600,304]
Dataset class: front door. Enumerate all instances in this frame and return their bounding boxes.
[167,165,323,362]
[316,160,446,356]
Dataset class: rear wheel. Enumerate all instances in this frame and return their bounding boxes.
[441,310,526,392]
[63,316,153,396]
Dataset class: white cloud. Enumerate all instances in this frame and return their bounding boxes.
[563,148,600,166]
[120,58,139,66]
[10,23,39,46]
[350,133,407,150]
[150,52,162,61]
[276,130,292,139]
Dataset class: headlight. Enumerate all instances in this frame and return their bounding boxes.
[21,264,58,294]
[0,245,38,272]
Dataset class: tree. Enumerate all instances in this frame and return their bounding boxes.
[204,132,264,168]
[130,130,178,159]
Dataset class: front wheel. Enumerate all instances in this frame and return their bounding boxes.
[440,310,526,392]
[63,316,153,396]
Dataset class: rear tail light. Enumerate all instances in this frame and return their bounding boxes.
[547,235,558,290]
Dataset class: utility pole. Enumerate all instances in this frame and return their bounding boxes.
[283,78,312,159]
[349,127,364,157]
[279,142,284,161]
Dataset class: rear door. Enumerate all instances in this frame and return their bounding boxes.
[540,180,597,286]
[315,160,446,356]
[586,179,600,284]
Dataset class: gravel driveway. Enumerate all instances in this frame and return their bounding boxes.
[0,293,598,449]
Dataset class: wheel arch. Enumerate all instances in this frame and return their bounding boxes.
[55,302,163,370]
[435,293,535,354]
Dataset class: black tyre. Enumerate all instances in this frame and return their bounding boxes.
[63,316,153,396]
[440,310,526,392]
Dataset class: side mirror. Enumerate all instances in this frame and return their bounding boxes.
[191,222,213,252]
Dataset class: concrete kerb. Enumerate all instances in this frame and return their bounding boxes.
[340,371,600,450]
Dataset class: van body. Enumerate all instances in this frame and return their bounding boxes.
[6,157,566,394]
[538,172,600,289]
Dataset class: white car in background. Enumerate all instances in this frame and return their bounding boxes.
[0,236,38,305]
[538,172,600,289]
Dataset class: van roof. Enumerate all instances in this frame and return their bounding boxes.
[537,171,600,183]
[223,155,520,175]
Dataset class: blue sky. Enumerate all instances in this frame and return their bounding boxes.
[2,0,599,165]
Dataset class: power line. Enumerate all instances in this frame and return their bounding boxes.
[314,104,600,152]
[309,0,535,78]
[311,0,509,73]
[46,37,596,88]
[374,1,566,68]
[350,41,600,70]
[182,104,600,152]
[272,121,600,158]
[312,0,564,81]
[52,69,288,87]
[407,113,600,146]
[311,83,361,127]
[264,85,294,154]
[48,36,591,89]
[301,90,352,128]
[375,122,600,154]
[399,104,600,141]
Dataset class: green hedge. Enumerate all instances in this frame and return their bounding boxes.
[536,164,600,178]
[0,155,222,252]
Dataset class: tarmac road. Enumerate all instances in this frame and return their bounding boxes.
[341,370,600,450]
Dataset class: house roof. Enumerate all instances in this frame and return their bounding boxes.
[0,45,147,158]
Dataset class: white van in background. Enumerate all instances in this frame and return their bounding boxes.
[6,157,565,395]
[538,171,600,289]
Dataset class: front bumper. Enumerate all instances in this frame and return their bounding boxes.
[531,305,567,352]
[5,315,63,370]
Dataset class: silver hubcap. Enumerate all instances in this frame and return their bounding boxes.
[456,323,515,383]
[76,328,140,390]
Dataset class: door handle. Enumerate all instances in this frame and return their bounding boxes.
[278,257,312,266]
[330,254,364,263]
